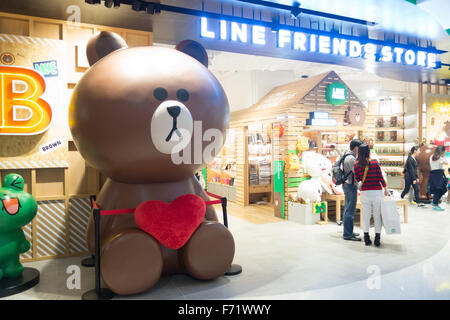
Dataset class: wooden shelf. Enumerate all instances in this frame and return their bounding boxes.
[374,127,404,130]
[377,153,405,156]
[375,113,405,117]
[375,141,405,144]
[303,126,368,131]
[249,184,271,193]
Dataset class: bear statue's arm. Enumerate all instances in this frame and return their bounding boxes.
[192,175,218,222]
[18,230,31,254]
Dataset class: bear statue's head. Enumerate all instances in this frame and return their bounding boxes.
[69,32,229,183]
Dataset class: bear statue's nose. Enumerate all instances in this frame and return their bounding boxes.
[167,106,181,119]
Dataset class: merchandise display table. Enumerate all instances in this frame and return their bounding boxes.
[323,194,408,226]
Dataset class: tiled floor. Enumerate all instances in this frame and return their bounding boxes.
[3,201,450,300]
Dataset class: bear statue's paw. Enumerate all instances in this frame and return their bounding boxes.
[101,228,163,295]
[179,222,235,280]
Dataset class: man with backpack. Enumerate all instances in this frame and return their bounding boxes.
[332,139,363,241]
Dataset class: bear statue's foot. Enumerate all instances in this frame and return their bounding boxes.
[101,228,163,295]
[180,222,235,280]
[4,261,23,278]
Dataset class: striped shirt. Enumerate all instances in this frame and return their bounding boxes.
[354,159,386,191]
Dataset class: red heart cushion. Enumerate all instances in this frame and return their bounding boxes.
[134,194,205,250]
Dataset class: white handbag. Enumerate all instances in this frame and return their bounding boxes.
[381,199,401,235]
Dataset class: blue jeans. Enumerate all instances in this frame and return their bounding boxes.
[343,183,358,238]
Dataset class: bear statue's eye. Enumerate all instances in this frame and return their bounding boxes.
[153,87,168,101]
[176,89,190,102]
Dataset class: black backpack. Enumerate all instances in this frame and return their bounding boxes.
[332,152,352,185]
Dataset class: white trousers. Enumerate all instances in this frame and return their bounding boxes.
[360,190,384,233]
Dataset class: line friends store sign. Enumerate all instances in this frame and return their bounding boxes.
[200,17,438,69]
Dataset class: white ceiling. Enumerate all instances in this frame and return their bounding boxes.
[156,42,417,104]
[258,0,448,40]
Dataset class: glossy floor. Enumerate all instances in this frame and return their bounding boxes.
[3,201,450,300]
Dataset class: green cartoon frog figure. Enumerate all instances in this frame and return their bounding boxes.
[0,173,37,280]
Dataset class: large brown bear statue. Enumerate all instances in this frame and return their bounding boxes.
[69,32,235,295]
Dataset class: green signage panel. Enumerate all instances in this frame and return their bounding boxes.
[274,160,285,219]
[325,82,347,106]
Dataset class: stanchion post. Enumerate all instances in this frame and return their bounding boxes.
[81,199,114,300]
[220,196,242,276]
[221,197,228,228]
[81,195,97,268]
[94,207,101,293]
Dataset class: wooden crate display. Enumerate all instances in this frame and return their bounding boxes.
[35,200,67,258]
[68,197,91,255]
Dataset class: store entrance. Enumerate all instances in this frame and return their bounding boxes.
[201,50,414,222]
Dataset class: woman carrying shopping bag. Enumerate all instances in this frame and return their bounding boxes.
[401,146,424,206]
[428,145,448,211]
[354,144,389,247]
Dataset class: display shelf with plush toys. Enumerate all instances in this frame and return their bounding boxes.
[207,128,237,201]
[369,98,406,189]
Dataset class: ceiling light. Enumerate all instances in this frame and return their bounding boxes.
[132,0,144,11]
[290,2,302,19]
[104,0,113,8]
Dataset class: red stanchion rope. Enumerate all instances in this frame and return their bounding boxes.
[92,193,223,216]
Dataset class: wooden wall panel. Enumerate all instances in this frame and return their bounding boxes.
[0,11,153,262]
[35,169,65,198]
[32,21,62,39]
[126,32,152,47]
[0,17,28,35]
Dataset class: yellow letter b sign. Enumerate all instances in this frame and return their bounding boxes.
[0,66,52,135]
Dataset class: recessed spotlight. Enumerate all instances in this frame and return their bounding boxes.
[104,0,113,8]
[290,2,302,19]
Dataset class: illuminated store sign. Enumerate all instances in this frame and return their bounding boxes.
[200,17,438,69]
[306,112,337,126]
[433,102,450,115]
[33,60,58,78]
[0,66,52,135]
[325,82,347,105]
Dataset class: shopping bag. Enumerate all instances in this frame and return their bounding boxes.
[381,199,401,235]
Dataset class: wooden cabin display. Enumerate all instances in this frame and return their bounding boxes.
[226,71,376,219]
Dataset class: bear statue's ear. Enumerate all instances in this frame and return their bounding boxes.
[175,40,208,67]
[86,31,128,66]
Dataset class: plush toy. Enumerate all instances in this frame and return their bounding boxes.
[296,136,309,153]
[0,174,37,280]
[285,153,300,171]
[69,32,234,295]
[297,152,333,203]
[297,180,322,203]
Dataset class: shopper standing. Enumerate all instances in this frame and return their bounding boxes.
[342,139,363,241]
[428,145,448,211]
[354,144,389,247]
[401,146,424,206]
[447,168,450,204]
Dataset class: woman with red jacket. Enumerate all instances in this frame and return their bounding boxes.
[354,144,389,247]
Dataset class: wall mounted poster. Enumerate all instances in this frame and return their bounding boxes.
[0,34,69,170]
[426,95,450,149]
